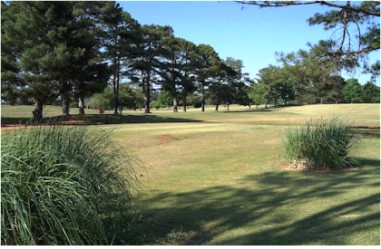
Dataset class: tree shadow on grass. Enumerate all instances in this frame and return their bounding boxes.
[350,126,380,138]
[1,114,202,126]
[130,157,379,245]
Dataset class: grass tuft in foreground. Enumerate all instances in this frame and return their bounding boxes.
[283,117,360,170]
[1,125,141,245]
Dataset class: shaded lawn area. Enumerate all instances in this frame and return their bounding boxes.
[107,120,380,245]
[1,114,202,126]
[130,157,380,245]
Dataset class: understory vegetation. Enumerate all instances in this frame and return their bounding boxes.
[1,126,141,245]
[283,117,360,170]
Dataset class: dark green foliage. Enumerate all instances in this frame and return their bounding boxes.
[362,82,380,103]
[343,78,363,103]
[283,117,359,170]
[1,126,140,245]
[193,44,221,112]
[1,1,109,119]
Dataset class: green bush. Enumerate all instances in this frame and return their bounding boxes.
[1,126,140,245]
[282,117,359,170]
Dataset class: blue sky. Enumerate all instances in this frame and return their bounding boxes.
[118,1,379,85]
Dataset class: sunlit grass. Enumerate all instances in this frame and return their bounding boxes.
[1,103,379,245]
[103,118,379,245]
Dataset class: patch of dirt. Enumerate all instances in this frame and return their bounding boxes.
[1,124,29,131]
[280,162,359,173]
[155,134,174,143]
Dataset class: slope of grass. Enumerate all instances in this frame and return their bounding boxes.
[100,105,379,245]
[2,104,379,245]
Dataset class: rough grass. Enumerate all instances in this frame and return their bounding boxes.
[1,104,380,245]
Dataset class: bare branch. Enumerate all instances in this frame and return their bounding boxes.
[236,1,380,17]
[318,1,380,17]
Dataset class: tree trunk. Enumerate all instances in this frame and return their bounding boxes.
[144,74,151,113]
[62,95,70,116]
[113,57,120,115]
[201,85,205,112]
[61,81,71,116]
[33,100,44,123]
[182,95,187,112]
[173,97,178,112]
[215,103,219,112]
[78,97,85,115]
[226,103,230,112]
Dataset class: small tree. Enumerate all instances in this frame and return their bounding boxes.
[362,82,380,103]
[248,82,270,109]
[343,78,363,103]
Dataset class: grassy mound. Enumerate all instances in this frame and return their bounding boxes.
[1,126,140,245]
[283,117,360,170]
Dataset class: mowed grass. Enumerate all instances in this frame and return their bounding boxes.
[1,104,380,245]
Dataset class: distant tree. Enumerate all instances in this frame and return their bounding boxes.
[159,37,184,112]
[248,82,270,109]
[343,78,363,103]
[209,61,237,111]
[156,90,172,108]
[117,84,143,113]
[256,65,295,107]
[99,2,140,115]
[159,37,198,112]
[276,41,345,104]
[193,44,221,112]
[88,87,113,110]
[223,57,251,108]
[131,24,174,113]
[321,75,345,104]
[362,82,380,103]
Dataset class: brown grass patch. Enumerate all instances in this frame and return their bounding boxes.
[280,162,359,173]
[155,134,174,143]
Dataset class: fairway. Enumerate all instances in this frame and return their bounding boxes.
[1,104,380,245]
[102,104,379,245]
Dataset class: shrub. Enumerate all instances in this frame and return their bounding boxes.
[282,117,359,170]
[1,126,140,245]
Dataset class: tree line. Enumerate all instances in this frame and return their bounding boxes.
[1,1,379,121]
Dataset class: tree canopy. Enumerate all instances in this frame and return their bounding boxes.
[1,1,379,121]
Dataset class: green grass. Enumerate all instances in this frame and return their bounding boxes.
[283,117,360,170]
[1,103,380,245]
[1,126,141,245]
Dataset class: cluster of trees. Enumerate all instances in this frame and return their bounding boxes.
[2,1,379,122]
[1,1,250,121]
[250,41,380,107]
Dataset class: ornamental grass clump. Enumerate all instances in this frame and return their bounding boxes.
[1,126,140,245]
[283,117,359,170]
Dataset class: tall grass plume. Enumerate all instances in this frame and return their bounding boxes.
[1,125,141,245]
[283,117,360,170]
